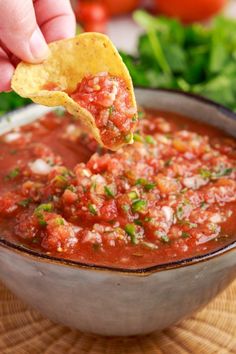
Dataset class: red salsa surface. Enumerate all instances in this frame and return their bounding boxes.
[0,108,236,269]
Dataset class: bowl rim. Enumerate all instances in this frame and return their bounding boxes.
[0,88,236,275]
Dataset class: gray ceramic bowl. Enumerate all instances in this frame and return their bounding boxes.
[0,89,235,336]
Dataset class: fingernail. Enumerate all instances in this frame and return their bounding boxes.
[29,28,49,61]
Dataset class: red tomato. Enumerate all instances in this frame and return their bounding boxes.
[98,0,139,16]
[155,0,227,23]
[76,2,108,33]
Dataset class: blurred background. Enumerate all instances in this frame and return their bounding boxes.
[2,0,236,114]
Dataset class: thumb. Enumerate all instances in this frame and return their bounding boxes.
[0,0,49,63]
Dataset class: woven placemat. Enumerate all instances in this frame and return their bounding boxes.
[0,280,235,354]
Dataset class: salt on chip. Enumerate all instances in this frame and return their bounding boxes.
[11,33,137,150]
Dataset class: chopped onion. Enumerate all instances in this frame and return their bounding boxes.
[29,159,52,175]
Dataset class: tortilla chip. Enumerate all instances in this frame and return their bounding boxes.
[11,33,137,150]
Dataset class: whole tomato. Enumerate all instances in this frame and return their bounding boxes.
[155,0,227,23]
[99,0,139,16]
[76,2,108,33]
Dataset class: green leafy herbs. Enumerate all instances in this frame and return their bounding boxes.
[120,11,236,111]
[104,185,116,198]
[124,133,132,143]
[88,203,98,215]
[55,217,65,226]
[160,234,170,243]
[5,167,20,181]
[199,168,212,179]
[34,203,53,227]
[17,198,32,208]
[181,231,190,239]
[145,135,156,145]
[135,178,156,191]
[108,106,115,115]
[0,92,30,116]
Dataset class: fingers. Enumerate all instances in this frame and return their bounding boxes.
[0,47,14,92]
[0,0,49,63]
[34,0,76,43]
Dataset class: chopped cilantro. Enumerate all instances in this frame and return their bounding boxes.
[132,114,138,122]
[176,205,184,220]
[138,111,144,119]
[88,203,98,215]
[104,185,115,198]
[144,183,156,191]
[34,203,53,227]
[160,234,170,243]
[135,178,147,186]
[134,219,143,226]
[122,204,129,212]
[199,168,212,179]
[108,106,115,115]
[181,231,190,239]
[67,185,77,192]
[124,133,132,143]
[38,219,47,227]
[200,202,208,209]
[135,178,156,191]
[35,203,53,213]
[214,167,233,178]
[55,217,65,226]
[145,135,156,145]
[17,198,32,208]
[5,167,20,180]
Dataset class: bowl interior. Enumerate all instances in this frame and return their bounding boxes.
[0,89,236,273]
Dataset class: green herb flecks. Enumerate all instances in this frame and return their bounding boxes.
[181,231,190,239]
[55,217,65,226]
[160,234,170,243]
[199,168,212,179]
[5,167,20,181]
[34,203,53,228]
[88,203,98,215]
[145,135,156,145]
[17,198,32,208]
[124,133,132,143]
[104,185,116,198]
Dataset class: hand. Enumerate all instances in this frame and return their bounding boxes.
[0,0,76,92]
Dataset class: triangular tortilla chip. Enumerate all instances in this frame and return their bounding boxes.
[11,33,137,150]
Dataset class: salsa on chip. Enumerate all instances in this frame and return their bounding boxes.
[11,33,137,150]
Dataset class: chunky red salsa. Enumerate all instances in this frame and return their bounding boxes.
[70,72,137,148]
[0,108,236,269]
[44,72,137,149]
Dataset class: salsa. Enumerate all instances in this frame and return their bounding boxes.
[0,108,236,269]
[44,72,137,149]
[71,72,137,148]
